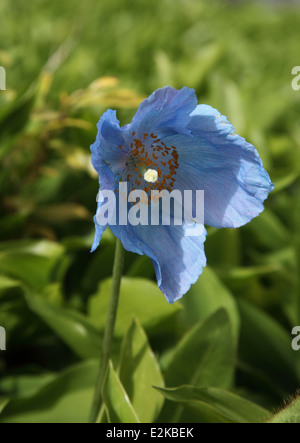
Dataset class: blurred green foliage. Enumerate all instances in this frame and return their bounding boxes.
[0,0,300,423]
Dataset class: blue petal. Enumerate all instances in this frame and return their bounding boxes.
[130,86,198,138]
[91,109,128,187]
[91,186,117,252]
[91,215,107,253]
[110,223,207,303]
[162,105,274,229]
[91,110,129,251]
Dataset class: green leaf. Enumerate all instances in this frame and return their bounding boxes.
[165,309,235,389]
[155,386,271,424]
[25,291,102,359]
[181,267,240,340]
[0,240,68,289]
[0,374,55,400]
[268,395,300,423]
[102,361,140,423]
[118,319,164,422]
[0,361,98,423]
[88,277,181,337]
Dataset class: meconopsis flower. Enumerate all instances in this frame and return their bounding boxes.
[90,87,274,303]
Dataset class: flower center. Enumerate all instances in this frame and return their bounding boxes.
[144,169,158,183]
[120,132,179,194]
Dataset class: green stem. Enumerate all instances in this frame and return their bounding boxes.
[89,238,125,423]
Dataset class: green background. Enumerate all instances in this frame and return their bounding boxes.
[0,0,300,423]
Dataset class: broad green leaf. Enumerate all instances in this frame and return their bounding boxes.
[0,240,68,289]
[0,361,98,423]
[165,309,235,389]
[25,291,102,359]
[268,396,300,423]
[155,386,271,424]
[118,319,164,422]
[88,277,181,337]
[102,361,140,424]
[181,267,240,340]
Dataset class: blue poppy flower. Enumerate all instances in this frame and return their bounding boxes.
[90,86,274,303]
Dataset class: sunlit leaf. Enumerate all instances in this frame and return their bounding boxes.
[102,361,140,424]
[0,240,67,289]
[0,361,98,423]
[155,386,271,424]
[118,319,164,422]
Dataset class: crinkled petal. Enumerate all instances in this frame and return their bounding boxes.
[90,109,127,187]
[130,86,198,138]
[110,223,207,303]
[90,110,128,251]
[162,105,274,229]
[91,215,107,253]
[91,184,117,252]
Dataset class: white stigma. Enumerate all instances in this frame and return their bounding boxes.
[144,168,158,183]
